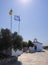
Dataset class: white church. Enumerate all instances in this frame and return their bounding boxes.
[29,38,43,52]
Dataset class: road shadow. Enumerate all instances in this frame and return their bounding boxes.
[6,61,22,65]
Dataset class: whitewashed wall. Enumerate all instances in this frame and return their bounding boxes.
[29,43,43,52]
[36,43,43,51]
[29,47,35,52]
[12,49,23,57]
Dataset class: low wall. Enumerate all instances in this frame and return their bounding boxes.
[0,56,17,65]
[12,49,23,57]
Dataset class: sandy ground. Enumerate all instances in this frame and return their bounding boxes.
[6,50,48,65]
[18,50,48,65]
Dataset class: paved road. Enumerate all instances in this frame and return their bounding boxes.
[7,50,48,65]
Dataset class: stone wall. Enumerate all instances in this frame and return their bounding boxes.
[0,56,17,65]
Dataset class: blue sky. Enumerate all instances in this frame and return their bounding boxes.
[0,0,48,46]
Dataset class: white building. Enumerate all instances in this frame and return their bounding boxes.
[29,39,43,52]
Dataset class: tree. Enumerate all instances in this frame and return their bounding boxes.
[12,33,23,50]
[22,41,28,47]
[28,40,34,47]
[0,28,23,50]
[0,28,12,50]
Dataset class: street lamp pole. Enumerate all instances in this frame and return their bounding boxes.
[9,9,13,32]
[11,15,12,32]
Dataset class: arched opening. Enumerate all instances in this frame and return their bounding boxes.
[34,45,37,51]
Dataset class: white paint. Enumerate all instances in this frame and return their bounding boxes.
[12,49,23,57]
[29,47,35,52]
[34,42,43,52]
